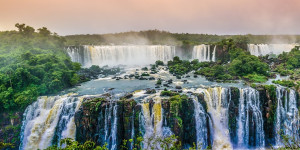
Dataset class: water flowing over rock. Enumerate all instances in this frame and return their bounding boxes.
[237,88,265,148]
[18,87,300,149]
[192,45,216,62]
[275,86,299,146]
[19,95,82,150]
[200,87,232,150]
[247,44,299,56]
[66,45,176,67]
[192,95,208,149]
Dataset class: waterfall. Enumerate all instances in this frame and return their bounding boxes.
[19,95,82,150]
[192,95,208,149]
[237,88,265,148]
[196,87,232,150]
[212,45,216,62]
[247,44,298,56]
[102,100,118,150]
[140,95,174,150]
[192,45,215,62]
[67,45,176,67]
[130,109,135,150]
[275,86,299,146]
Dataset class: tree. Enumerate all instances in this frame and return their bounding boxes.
[38,27,51,36]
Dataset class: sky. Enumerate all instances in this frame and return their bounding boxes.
[0,0,299,35]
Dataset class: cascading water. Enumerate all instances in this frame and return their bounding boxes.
[102,99,118,150]
[237,88,265,148]
[196,87,232,150]
[19,95,82,150]
[275,86,299,146]
[191,95,208,149]
[139,94,174,150]
[67,45,176,67]
[247,44,298,56]
[192,45,216,62]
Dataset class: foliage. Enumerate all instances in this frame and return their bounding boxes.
[0,142,14,149]
[243,74,268,83]
[0,24,79,112]
[155,60,164,66]
[45,138,109,150]
[273,47,300,76]
[272,80,296,88]
[160,90,179,97]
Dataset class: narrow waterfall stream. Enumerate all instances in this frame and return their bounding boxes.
[192,95,208,149]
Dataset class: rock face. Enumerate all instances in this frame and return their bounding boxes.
[75,95,141,149]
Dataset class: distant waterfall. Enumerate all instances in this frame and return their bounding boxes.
[237,88,265,148]
[247,44,298,56]
[19,95,82,150]
[275,86,299,146]
[192,45,216,62]
[67,45,176,67]
[192,95,208,149]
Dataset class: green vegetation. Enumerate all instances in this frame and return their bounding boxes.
[0,142,14,149]
[165,39,270,83]
[160,90,179,97]
[0,24,81,112]
[272,80,296,88]
[45,138,109,150]
[64,30,300,46]
[273,47,300,76]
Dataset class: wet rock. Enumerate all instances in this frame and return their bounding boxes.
[145,89,156,94]
[167,79,173,84]
[129,74,134,78]
[163,83,170,87]
[193,74,198,78]
[139,77,147,80]
[149,77,155,80]
[175,86,182,89]
[176,75,181,79]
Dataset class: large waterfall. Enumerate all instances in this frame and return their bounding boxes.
[19,95,82,150]
[19,86,299,149]
[66,45,176,67]
[192,45,216,62]
[247,44,298,56]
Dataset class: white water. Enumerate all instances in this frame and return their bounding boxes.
[192,45,216,62]
[19,95,82,150]
[192,95,208,149]
[139,94,174,150]
[237,88,265,148]
[275,86,299,146]
[196,87,232,150]
[247,44,298,56]
[67,45,176,67]
[103,100,118,150]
